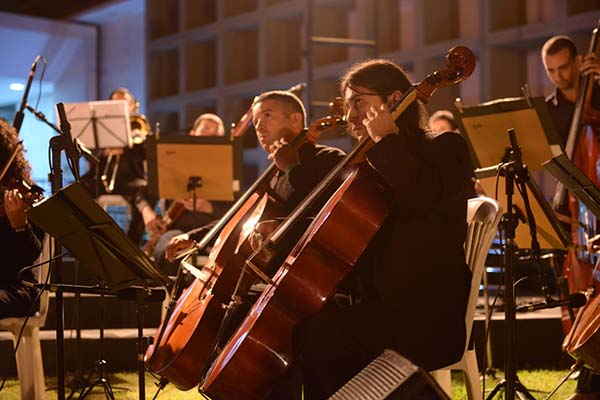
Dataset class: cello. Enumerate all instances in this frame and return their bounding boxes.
[200,46,476,400]
[561,23,600,368]
[554,21,600,335]
[144,100,346,390]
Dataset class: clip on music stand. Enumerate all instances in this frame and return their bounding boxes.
[457,97,569,400]
[146,135,243,202]
[28,182,170,400]
[62,100,132,151]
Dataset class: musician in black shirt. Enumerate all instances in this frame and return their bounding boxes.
[0,119,45,318]
[542,35,600,400]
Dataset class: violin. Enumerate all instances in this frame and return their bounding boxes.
[0,140,44,216]
[0,179,45,218]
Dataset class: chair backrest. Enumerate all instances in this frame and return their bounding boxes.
[463,197,502,345]
[33,235,52,325]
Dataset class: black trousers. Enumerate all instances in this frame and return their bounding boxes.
[577,367,600,393]
[267,299,465,400]
[0,284,38,318]
[267,301,398,400]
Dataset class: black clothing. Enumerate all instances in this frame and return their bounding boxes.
[269,142,345,213]
[0,218,44,318]
[547,83,600,395]
[545,82,600,146]
[81,143,155,245]
[269,131,473,400]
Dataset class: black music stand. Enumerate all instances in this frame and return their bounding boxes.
[146,135,244,202]
[28,182,171,400]
[543,153,600,219]
[456,97,569,400]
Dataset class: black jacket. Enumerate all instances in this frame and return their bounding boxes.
[354,130,473,370]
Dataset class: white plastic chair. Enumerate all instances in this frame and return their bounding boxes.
[0,235,51,400]
[431,197,502,400]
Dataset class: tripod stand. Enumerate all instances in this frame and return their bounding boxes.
[486,129,537,400]
[77,292,118,399]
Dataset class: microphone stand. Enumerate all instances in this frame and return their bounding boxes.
[49,103,83,400]
[486,129,536,400]
[27,102,100,395]
[13,56,40,133]
[49,132,68,400]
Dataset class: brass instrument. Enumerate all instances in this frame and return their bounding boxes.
[130,100,151,144]
[101,150,120,193]
[101,100,151,193]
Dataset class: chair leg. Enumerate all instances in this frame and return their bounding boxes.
[431,369,452,398]
[30,327,46,400]
[13,326,35,400]
[463,350,482,400]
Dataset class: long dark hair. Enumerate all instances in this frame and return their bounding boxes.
[340,59,428,134]
[0,118,33,185]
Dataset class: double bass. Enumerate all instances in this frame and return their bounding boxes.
[555,21,600,336]
[144,101,346,390]
[562,22,600,367]
[200,46,476,400]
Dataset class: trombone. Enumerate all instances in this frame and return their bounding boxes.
[101,100,151,193]
[101,150,120,193]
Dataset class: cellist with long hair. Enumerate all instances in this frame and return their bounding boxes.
[262,59,475,399]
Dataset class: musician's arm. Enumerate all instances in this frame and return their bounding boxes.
[365,131,472,212]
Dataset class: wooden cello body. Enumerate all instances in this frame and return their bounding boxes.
[201,165,390,399]
[200,46,476,400]
[145,170,277,389]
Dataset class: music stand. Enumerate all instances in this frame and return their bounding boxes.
[62,100,132,150]
[456,96,563,171]
[543,153,600,219]
[456,97,568,400]
[146,135,244,202]
[28,182,170,400]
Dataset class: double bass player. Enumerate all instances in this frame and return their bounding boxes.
[542,34,600,400]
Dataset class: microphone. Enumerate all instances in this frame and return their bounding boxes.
[508,128,528,182]
[56,102,81,180]
[516,292,587,312]
[13,55,41,133]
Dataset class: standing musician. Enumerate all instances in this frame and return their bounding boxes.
[542,35,600,400]
[267,59,474,399]
[0,118,45,318]
[165,90,346,265]
[152,113,231,274]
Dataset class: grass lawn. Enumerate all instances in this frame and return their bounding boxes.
[0,369,578,399]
